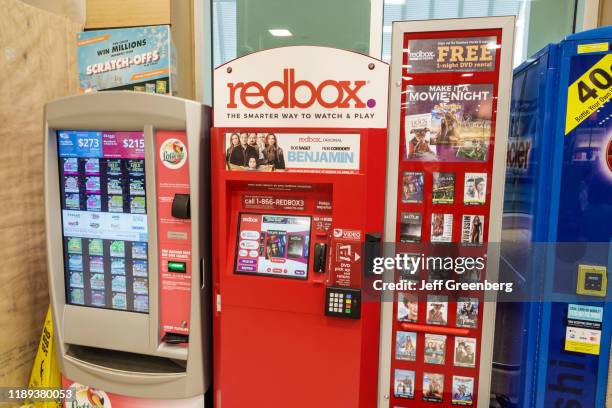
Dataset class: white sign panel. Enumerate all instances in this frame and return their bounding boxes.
[214,46,389,128]
[224,132,360,173]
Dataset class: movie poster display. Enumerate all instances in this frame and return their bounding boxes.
[386,20,512,408]
[404,84,494,162]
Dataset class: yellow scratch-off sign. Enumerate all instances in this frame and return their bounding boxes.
[565,54,612,135]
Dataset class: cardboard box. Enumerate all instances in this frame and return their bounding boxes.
[77,25,176,94]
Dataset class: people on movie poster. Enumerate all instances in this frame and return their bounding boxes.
[454,337,477,368]
[226,132,286,171]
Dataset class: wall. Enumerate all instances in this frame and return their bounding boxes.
[0,0,80,388]
[20,0,85,24]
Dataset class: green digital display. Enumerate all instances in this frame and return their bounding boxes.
[168,261,186,273]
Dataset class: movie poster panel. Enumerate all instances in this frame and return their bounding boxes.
[405,36,498,73]
[224,132,360,173]
[404,84,494,162]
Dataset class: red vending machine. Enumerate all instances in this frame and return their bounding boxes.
[211,46,389,407]
[378,18,515,408]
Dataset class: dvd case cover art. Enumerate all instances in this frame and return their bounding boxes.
[461,215,485,245]
[432,172,455,204]
[397,293,419,322]
[424,333,447,365]
[426,295,448,325]
[402,171,425,203]
[428,266,452,282]
[404,84,493,162]
[454,337,477,368]
[452,376,475,405]
[457,265,482,283]
[398,253,421,281]
[394,369,415,399]
[396,331,417,361]
[405,113,436,160]
[463,172,487,205]
[400,212,423,243]
[423,372,445,403]
[456,297,479,328]
[431,213,453,243]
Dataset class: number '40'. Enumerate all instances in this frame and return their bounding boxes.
[577,66,612,103]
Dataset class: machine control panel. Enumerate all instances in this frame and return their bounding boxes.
[325,287,361,319]
[576,264,608,297]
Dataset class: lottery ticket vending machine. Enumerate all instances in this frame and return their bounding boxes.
[211,46,389,407]
[379,17,515,408]
[494,27,612,408]
[44,92,211,407]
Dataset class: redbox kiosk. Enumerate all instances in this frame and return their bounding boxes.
[378,18,515,407]
[44,92,211,407]
[211,46,389,407]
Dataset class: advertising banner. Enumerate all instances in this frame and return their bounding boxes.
[405,36,498,73]
[213,46,389,128]
[223,132,360,173]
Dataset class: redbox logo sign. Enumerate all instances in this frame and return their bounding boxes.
[226,68,376,109]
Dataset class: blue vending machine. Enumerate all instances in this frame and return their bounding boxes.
[492,27,612,408]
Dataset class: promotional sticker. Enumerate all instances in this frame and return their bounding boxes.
[405,36,498,73]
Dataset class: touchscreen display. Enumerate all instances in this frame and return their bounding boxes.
[57,130,149,313]
[235,213,311,279]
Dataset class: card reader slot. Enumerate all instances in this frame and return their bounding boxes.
[66,344,186,374]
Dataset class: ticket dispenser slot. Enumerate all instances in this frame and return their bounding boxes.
[172,194,191,219]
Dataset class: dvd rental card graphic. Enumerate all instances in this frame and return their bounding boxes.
[394,369,415,399]
[452,376,475,405]
[397,293,418,322]
[422,372,444,403]
[396,331,417,361]
[461,215,485,245]
[400,212,422,242]
[426,295,448,325]
[404,84,493,162]
[402,171,424,203]
[424,333,446,365]
[454,337,477,368]
[432,172,455,204]
[431,213,453,242]
[456,297,479,328]
[463,172,487,205]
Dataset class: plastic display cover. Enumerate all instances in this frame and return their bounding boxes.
[235,213,311,279]
[57,130,149,313]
